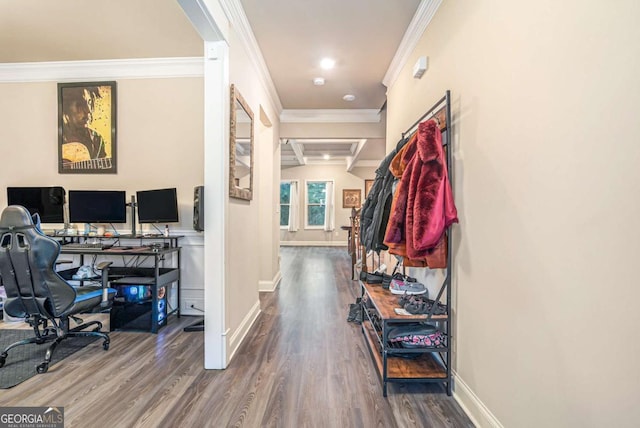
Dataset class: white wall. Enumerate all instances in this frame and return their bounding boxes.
[280,121,385,139]
[0,77,206,315]
[0,79,204,226]
[280,165,375,244]
[225,22,281,358]
[256,107,281,291]
[385,1,640,427]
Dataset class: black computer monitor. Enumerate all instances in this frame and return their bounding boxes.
[68,190,127,223]
[7,186,66,223]
[136,188,179,223]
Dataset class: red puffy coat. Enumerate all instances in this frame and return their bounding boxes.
[384,119,457,261]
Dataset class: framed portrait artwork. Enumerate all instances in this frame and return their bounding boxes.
[342,189,361,209]
[58,81,117,174]
[364,179,374,198]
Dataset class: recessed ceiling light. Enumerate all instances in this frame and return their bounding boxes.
[320,58,335,69]
[343,94,356,102]
[313,77,325,86]
[323,154,331,160]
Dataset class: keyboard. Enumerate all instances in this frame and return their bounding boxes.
[63,242,109,250]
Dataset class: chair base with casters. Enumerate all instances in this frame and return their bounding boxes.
[0,310,111,373]
[0,205,117,374]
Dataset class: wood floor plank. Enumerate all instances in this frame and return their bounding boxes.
[0,247,474,427]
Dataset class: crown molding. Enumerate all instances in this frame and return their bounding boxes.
[280,109,381,123]
[382,0,443,89]
[219,0,283,115]
[280,158,378,168]
[0,57,204,83]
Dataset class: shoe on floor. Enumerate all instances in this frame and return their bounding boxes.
[389,279,427,295]
[347,298,362,323]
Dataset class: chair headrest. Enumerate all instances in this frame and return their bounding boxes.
[0,205,35,228]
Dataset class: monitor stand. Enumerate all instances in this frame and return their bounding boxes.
[183,317,204,332]
[127,195,137,236]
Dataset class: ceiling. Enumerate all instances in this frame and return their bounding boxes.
[240,0,421,168]
[0,0,423,169]
[240,0,420,111]
[0,0,203,62]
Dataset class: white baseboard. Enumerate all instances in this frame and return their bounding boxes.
[280,241,347,247]
[259,270,282,292]
[453,371,503,428]
[226,299,261,362]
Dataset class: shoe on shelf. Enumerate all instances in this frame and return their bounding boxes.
[360,270,392,285]
[389,279,427,295]
[404,297,447,315]
[392,272,417,282]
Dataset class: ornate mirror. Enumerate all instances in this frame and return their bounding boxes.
[229,84,254,201]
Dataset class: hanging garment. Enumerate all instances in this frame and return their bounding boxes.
[384,135,432,267]
[385,119,458,262]
[360,135,412,252]
[408,120,458,253]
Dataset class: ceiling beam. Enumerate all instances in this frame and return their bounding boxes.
[346,139,368,172]
[289,140,306,165]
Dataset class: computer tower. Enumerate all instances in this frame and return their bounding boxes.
[110,284,167,332]
[193,185,204,231]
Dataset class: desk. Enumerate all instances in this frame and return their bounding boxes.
[58,239,182,334]
[52,233,182,249]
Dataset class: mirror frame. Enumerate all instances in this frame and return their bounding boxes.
[229,84,254,201]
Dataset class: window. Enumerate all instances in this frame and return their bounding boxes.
[280,181,291,227]
[305,180,333,229]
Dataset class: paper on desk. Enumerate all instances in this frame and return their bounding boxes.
[394,308,412,316]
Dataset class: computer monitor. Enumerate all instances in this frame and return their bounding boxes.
[136,188,179,223]
[7,186,66,223]
[68,190,127,223]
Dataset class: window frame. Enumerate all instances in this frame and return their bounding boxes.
[279,180,296,229]
[304,179,333,230]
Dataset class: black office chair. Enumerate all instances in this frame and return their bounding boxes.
[0,205,116,373]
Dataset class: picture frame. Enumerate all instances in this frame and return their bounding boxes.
[58,81,117,174]
[365,179,374,198]
[342,189,361,209]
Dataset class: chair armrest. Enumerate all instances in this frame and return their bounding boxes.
[96,261,113,270]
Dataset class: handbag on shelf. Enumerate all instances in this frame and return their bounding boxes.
[387,323,445,348]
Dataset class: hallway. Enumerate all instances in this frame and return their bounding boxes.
[245,246,473,427]
[0,247,473,427]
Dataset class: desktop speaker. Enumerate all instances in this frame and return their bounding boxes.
[193,185,204,231]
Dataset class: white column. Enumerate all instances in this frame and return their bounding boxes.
[203,40,229,369]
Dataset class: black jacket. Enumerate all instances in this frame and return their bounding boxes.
[360,136,409,252]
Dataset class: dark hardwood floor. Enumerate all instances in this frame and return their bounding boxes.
[0,246,473,427]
